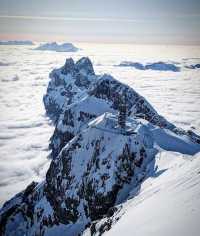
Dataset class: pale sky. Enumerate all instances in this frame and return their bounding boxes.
[0,0,200,44]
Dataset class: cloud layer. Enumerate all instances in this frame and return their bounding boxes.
[0,43,200,206]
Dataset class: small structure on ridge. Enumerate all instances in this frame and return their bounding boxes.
[118,94,127,131]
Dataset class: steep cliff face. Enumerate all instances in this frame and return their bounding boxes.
[0,114,157,236]
[43,57,169,127]
[45,57,199,160]
[43,57,97,123]
[1,57,200,236]
[46,114,156,225]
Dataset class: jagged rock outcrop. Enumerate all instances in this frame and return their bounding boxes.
[43,57,97,123]
[44,57,199,159]
[0,113,158,236]
[1,57,200,236]
[44,57,170,127]
[46,114,156,226]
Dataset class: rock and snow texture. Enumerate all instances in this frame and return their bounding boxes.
[43,57,96,123]
[0,113,157,236]
[104,152,200,236]
[46,113,157,227]
[0,57,200,236]
[34,42,79,52]
[0,40,34,45]
[44,57,199,159]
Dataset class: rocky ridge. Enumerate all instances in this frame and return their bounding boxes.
[0,57,200,236]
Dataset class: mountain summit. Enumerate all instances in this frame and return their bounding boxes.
[0,57,200,236]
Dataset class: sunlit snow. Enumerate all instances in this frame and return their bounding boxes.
[0,43,200,208]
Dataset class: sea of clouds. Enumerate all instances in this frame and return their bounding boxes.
[0,43,200,206]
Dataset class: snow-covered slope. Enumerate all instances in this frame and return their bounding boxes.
[0,56,200,236]
[0,113,158,236]
[44,57,200,159]
[43,57,96,123]
[104,152,200,236]
[35,42,79,52]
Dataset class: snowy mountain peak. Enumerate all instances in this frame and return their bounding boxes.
[61,57,95,77]
[1,56,200,236]
[62,57,76,75]
[43,57,200,161]
[45,113,156,229]
[76,57,95,75]
[0,112,157,236]
[34,42,79,52]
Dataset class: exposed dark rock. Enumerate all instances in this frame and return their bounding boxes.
[1,57,200,236]
[185,64,200,69]
[62,58,76,75]
[76,57,95,75]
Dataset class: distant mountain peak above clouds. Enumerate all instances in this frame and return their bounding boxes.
[34,42,79,52]
[117,61,181,72]
[0,40,34,45]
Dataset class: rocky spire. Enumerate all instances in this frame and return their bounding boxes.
[62,58,75,75]
[76,57,95,75]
